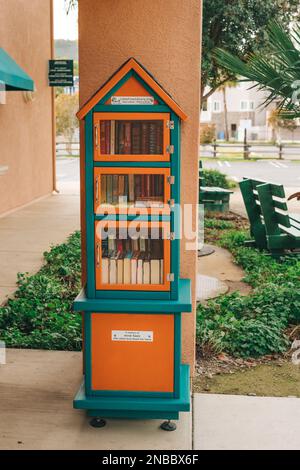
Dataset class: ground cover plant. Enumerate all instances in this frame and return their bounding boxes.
[197,217,300,358]
[0,232,82,351]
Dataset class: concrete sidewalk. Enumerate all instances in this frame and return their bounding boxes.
[193,393,300,450]
[0,349,191,450]
[0,193,80,305]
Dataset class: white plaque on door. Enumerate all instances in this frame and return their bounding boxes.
[112,330,153,342]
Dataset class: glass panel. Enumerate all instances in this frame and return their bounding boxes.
[100,173,165,209]
[101,227,164,285]
[100,120,163,155]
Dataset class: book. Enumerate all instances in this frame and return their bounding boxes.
[132,238,139,252]
[106,175,113,204]
[109,250,117,284]
[132,122,141,154]
[137,252,145,284]
[117,251,125,284]
[124,122,131,154]
[141,122,149,154]
[128,174,135,203]
[150,259,160,284]
[123,251,132,284]
[108,236,116,252]
[131,251,139,285]
[112,175,119,205]
[135,175,142,199]
[156,122,163,154]
[149,122,157,155]
[100,175,107,205]
[139,237,146,252]
[118,121,125,154]
[115,121,119,154]
[101,257,109,284]
[100,122,106,154]
[143,253,151,284]
[160,259,164,284]
[105,121,111,154]
[110,120,115,154]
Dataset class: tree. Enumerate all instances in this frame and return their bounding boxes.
[268,109,297,141]
[202,0,300,101]
[56,93,79,154]
[218,81,237,141]
[214,21,300,119]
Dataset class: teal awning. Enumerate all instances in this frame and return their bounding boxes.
[0,48,34,91]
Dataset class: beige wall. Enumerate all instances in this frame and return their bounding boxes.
[0,0,54,215]
[79,0,201,369]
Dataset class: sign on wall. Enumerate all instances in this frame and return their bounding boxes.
[48,60,74,87]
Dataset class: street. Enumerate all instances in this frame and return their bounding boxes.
[203,159,300,187]
[56,157,80,183]
[56,157,300,189]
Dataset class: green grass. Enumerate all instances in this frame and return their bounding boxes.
[197,223,300,358]
[0,232,82,351]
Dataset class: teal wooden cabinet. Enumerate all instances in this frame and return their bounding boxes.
[73,58,192,429]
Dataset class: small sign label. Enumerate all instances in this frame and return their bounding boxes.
[111,96,154,105]
[112,330,153,342]
[48,60,74,87]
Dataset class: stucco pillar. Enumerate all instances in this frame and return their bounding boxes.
[78,0,201,371]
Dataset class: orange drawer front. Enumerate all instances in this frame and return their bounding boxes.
[91,313,174,393]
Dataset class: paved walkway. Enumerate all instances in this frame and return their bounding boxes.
[0,349,191,450]
[0,192,80,305]
[193,394,300,450]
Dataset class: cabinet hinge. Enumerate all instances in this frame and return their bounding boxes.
[167,273,175,282]
[167,120,175,130]
[167,175,175,185]
[166,145,174,154]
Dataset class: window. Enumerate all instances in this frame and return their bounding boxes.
[213,101,221,112]
[240,100,255,111]
[240,100,248,111]
[201,100,208,111]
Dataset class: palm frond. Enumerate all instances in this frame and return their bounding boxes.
[213,21,300,118]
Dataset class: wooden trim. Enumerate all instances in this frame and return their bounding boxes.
[93,112,170,162]
[77,58,188,121]
[94,167,171,215]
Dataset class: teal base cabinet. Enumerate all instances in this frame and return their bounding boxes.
[74,364,190,421]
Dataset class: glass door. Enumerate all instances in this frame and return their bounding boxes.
[93,113,171,162]
[94,167,172,215]
[95,220,171,291]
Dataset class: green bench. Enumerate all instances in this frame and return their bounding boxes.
[240,178,300,257]
[199,161,233,212]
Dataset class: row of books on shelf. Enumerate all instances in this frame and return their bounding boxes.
[101,251,164,285]
[100,174,164,207]
[100,120,163,155]
[100,238,164,285]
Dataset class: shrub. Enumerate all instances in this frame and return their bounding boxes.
[200,123,216,144]
[202,168,231,189]
[197,228,300,358]
[0,231,82,351]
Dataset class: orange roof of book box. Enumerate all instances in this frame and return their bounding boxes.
[77,58,188,121]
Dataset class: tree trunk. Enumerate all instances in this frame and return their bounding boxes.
[222,87,229,141]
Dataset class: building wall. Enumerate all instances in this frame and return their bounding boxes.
[79,0,201,369]
[202,82,300,142]
[0,0,53,215]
